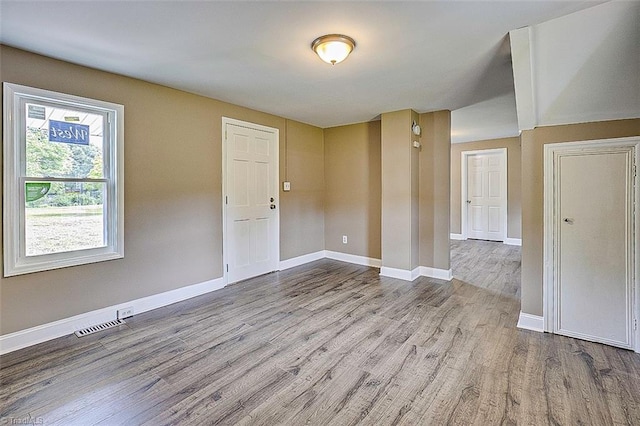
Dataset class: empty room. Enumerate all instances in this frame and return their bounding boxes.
[1,1,639,424]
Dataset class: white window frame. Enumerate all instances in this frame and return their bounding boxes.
[3,83,124,276]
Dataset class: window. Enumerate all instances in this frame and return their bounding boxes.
[3,83,124,276]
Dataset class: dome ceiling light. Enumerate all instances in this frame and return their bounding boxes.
[311,34,356,65]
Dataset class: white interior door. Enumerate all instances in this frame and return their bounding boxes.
[224,119,279,284]
[465,150,506,241]
[552,146,635,349]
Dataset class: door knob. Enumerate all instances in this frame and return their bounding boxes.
[563,218,573,223]
[270,204,276,210]
[270,197,274,202]
[466,200,471,204]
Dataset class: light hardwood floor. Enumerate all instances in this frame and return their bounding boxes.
[1,240,639,425]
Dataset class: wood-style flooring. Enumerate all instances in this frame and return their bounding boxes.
[1,240,639,425]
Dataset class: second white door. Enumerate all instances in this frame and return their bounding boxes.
[224,119,279,284]
[548,142,636,349]
[465,150,506,241]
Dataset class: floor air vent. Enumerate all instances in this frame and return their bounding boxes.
[75,319,125,337]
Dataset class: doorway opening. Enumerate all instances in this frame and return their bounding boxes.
[461,148,507,242]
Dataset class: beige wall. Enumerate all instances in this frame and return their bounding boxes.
[521,118,640,316]
[0,45,324,334]
[419,111,451,271]
[450,137,522,239]
[280,120,325,260]
[324,110,452,274]
[324,122,381,258]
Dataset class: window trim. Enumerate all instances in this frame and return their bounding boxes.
[3,82,124,276]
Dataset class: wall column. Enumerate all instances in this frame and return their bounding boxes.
[420,111,452,277]
[380,110,420,280]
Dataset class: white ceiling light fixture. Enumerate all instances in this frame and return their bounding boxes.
[311,34,356,65]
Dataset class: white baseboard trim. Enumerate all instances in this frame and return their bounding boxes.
[411,267,421,281]
[452,234,521,246]
[420,266,453,281]
[380,265,454,282]
[279,250,325,270]
[504,238,522,246]
[380,266,414,281]
[0,277,225,355]
[325,251,382,268]
[517,312,544,332]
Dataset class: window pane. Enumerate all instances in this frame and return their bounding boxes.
[25,181,106,256]
[25,103,104,179]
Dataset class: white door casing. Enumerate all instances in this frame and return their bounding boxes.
[461,149,507,242]
[544,137,639,352]
[222,118,279,285]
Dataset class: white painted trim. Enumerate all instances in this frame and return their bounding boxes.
[380,266,414,281]
[558,328,633,351]
[411,267,421,281]
[380,265,453,282]
[451,233,519,246]
[3,83,124,277]
[544,137,640,352]
[0,277,225,355]
[282,251,453,283]
[325,250,382,268]
[420,266,453,281]
[461,148,508,242]
[222,117,280,286]
[279,251,325,270]
[517,312,544,332]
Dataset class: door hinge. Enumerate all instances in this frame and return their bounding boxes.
[634,318,637,331]
[226,264,229,272]
[634,165,637,179]
[225,196,228,205]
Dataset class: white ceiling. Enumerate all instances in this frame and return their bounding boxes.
[451,93,519,144]
[0,1,605,137]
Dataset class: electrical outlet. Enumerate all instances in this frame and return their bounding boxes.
[342,235,348,244]
[117,307,134,319]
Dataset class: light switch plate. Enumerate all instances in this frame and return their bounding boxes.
[283,181,291,191]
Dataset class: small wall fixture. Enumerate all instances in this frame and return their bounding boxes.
[412,121,421,136]
[311,34,356,65]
